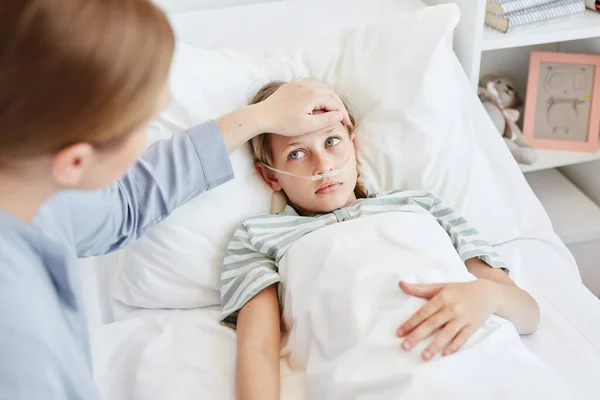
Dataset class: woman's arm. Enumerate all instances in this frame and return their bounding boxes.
[236,285,281,400]
[465,257,539,334]
[67,79,350,257]
[67,121,233,257]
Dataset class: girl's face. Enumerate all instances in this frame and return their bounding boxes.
[256,119,358,215]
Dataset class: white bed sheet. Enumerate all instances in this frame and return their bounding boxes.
[90,238,600,400]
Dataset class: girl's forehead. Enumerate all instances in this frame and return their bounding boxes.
[271,123,347,148]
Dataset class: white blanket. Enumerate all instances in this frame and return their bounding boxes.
[277,210,572,399]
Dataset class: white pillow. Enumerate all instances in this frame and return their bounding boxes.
[112,4,544,310]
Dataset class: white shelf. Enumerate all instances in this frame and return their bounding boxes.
[525,169,600,244]
[483,10,600,51]
[520,143,600,173]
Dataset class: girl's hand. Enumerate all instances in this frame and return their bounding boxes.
[396,279,502,361]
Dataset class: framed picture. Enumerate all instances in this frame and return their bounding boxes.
[523,51,600,152]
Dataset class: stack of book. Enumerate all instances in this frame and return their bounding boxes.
[485,0,586,33]
[584,0,600,10]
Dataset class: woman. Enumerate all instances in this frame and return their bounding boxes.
[0,1,350,398]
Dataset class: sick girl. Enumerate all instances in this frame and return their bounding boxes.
[220,81,540,399]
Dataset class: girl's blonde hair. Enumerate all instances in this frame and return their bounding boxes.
[0,0,174,165]
[249,81,368,199]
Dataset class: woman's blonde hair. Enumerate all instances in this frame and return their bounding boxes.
[0,0,175,165]
[249,81,368,199]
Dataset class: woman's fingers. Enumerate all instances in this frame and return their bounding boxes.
[264,79,351,135]
[295,79,350,124]
[397,296,444,337]
[290,79,347,113]
[443,324,477,356]
[400,306,454,351]
[422,319,466,361]
[311,92,351,125]
[303,112,345,134]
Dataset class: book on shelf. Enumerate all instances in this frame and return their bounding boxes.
[584,0,600,10]
[487,0,558,15]
[485,0,586,33]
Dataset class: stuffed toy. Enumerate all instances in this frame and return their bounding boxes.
[478,75,537,165]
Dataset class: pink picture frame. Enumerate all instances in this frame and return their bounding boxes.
[523,51,600,153]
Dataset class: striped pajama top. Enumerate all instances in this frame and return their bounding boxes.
[220,190,508,328]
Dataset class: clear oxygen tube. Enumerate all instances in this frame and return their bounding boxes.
[261,148,353,181]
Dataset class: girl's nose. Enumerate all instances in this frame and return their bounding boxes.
[312,151,333,176]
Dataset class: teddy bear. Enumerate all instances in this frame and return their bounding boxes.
[478,75,537,165]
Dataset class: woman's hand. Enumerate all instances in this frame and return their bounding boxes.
[255,79,352,135]
[216,79,351,152]
[396,279,502,361]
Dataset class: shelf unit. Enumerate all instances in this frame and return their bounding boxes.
[482,10,600,51]
[426,0,600,175]
[481,10,600,174]
[525,169,600,296]
[519,144,600,173]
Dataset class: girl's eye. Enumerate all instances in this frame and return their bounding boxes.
[325,137,341,148]
[288,150,306,160]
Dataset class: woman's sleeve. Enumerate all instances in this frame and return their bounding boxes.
[65,120,234,257]
[219,223,281,329]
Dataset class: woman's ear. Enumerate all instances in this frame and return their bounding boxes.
[50,143,95,188]
[255,162,283,191]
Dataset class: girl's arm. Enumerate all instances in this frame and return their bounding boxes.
[465,257,539,334]
[396,192,539,360]
[397,261,540,361]
[236,285,281,400]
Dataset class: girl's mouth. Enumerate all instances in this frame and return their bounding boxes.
[315,182,341,194]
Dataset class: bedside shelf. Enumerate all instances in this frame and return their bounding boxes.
[483,10,600,51]
[525,168,600,297]
[520,144,600,173]
[525,168,600,244]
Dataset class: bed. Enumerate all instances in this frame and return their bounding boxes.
[83,1,600,399]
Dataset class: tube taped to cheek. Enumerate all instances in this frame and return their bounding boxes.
[261,154,352,181]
